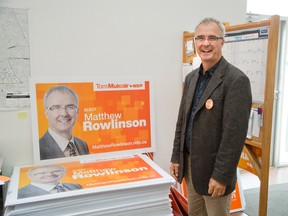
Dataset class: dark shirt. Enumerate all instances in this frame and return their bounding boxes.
[184,59,222,152]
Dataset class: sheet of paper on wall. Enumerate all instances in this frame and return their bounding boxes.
[252,109,260,137]
[185,40,194,57]
[5,92,30,107]
[0,7,31,109]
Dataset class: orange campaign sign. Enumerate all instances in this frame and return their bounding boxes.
[230,180,245,213]
[238,146,262,175]
[18,155,163,190]
[5,154,174,206]
[30,77,155,164]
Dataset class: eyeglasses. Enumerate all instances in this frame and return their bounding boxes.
[47,104,78,112]
[194,35,224,43]
[32,170,64,176]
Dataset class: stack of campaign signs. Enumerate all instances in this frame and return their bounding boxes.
[4,154,175,216]
[4,78,175,215]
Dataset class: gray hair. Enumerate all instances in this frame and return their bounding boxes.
[43,85,79,108]
[28,165,66,177]
[195,17,226,37]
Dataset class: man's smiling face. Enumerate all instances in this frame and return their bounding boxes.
[45,90,78,140]
[194,22,224,70]
[29,166,65,184]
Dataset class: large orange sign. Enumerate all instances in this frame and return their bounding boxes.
[30,77,155,164]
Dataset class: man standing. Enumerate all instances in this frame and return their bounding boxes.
[18,165,82,199]
[170,17,252,216]
[40,85,89,160]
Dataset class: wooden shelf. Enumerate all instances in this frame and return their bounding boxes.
[245,139,262,149]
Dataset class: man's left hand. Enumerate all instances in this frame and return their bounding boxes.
[208,178,227,197]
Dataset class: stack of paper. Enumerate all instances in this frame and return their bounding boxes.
[4,154,175,216]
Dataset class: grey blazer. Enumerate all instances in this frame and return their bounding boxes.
[171,57,252,196]
[39,131,89,160]
[18,183,82,199]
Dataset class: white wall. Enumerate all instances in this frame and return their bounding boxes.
[0,0,247,176]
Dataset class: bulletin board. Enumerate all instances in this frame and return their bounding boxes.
[182,15,280,216]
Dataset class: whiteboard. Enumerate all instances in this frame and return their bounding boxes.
[222,27,269,103]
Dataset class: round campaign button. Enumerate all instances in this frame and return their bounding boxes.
[205,99,214,110]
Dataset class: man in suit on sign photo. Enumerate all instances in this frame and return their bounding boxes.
[39,85,89,160]
[18,165,82,199]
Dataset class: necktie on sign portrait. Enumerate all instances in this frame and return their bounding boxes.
[54,185,66,193]
[68,142,77,156]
